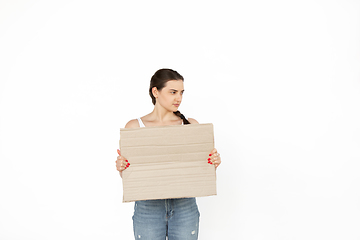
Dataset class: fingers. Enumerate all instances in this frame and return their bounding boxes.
[210,148,217,155]
[116,158,130,172]
[116,149,130,172]
[208,149,221,169]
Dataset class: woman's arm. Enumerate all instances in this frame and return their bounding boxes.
[116,119,139,177]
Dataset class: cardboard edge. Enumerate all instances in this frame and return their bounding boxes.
[120,123,213,131]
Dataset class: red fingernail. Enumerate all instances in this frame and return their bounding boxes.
[210,162,213,164]
[209,154,212,156]
[125,160,128,162]
[127,163,130,166]
[208,158,211,161]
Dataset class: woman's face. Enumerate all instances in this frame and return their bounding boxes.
[154,80,184,111]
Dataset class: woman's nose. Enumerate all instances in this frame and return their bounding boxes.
[175,93,182,101]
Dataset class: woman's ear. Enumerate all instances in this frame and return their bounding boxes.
[152,87,158,98]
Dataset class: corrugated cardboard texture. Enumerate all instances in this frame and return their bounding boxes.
[119,123,216,202]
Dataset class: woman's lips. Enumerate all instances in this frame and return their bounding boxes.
[173,104,180,107]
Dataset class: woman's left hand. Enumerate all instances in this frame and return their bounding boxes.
[208,148,221,169]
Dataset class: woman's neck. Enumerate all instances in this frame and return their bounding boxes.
[147,104,177,123]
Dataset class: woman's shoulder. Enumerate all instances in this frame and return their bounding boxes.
[124,119,140,128]
[188,118,199,124]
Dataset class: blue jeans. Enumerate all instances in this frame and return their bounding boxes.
[132,198,200,240]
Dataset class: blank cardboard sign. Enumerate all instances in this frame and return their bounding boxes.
[119,123,217,202]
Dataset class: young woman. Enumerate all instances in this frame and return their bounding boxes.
[116,68,221,240]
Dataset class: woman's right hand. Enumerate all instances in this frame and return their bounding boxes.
[116,149,130,172]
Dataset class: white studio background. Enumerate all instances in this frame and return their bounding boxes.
[0,0,359,239]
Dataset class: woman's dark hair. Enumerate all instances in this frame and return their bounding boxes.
[149,68,190,125]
